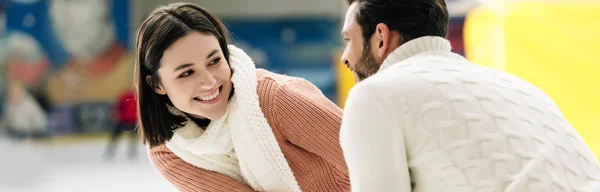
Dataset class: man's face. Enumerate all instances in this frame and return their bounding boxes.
[340,2,381,83]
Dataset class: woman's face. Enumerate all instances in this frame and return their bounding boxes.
[153,32,232,120]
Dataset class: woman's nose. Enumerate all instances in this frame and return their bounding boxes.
[196,70,218,90]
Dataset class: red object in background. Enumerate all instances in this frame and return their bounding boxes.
[117,90,137,125]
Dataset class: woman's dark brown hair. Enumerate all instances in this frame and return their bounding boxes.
[134,2,230,147]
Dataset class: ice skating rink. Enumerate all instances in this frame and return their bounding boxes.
[0,138,177,192]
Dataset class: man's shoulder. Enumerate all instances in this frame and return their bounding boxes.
[357,62,437,95]
[347,74,432,112]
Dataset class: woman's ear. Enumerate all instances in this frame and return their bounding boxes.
[146,75,166,95]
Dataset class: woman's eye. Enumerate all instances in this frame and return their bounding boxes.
[178,70,194,78]
[209,57,222,66]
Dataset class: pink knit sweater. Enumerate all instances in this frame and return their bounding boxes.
[149,69,350,191]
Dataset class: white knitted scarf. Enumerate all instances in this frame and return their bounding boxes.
[165,45,301,192]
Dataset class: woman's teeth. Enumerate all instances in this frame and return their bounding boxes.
[196,89,220,101]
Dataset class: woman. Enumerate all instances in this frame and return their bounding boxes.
[135,3,349,192]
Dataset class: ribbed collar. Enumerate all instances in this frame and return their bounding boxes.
[378,36,452,72]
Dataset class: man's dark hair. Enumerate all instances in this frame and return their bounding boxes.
[347,0,449,44]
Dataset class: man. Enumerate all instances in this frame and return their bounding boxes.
[339,0,600,191]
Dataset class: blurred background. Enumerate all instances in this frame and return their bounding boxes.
[0,0,597,191]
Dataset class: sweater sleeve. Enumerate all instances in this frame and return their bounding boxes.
[272,78,348,174]
[148,145,254,192]
[339,83,411,192]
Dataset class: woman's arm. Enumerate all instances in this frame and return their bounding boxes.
[270,78,348,174]
[149,145,254,192]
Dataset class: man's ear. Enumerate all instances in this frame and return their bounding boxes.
[374,23,391,58]
[146,75,166,95]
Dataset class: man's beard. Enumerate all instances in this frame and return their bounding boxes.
[354,42,381,82]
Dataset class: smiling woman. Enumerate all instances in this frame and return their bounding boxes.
[135,2,350,192]
[151,32,233,121]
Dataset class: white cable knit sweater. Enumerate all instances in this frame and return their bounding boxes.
[340,36,600,192]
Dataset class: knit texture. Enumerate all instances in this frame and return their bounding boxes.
[150,69,350,192]
[340,36,600,192]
